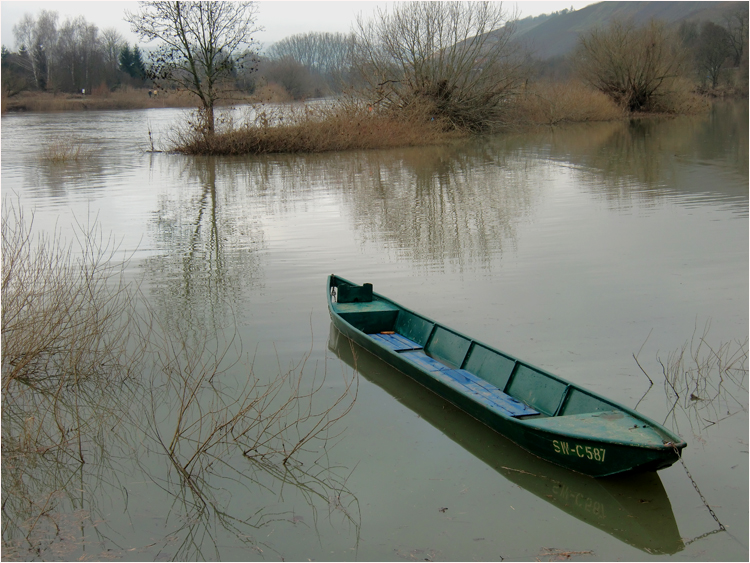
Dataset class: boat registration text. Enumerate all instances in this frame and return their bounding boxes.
[553,440,606,462]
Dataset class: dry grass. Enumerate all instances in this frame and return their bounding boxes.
[251,81,295,103]
[1,86,290,115]
[3,88,169,113]
[1,87,257,113]
[638,77,710,115]
[39,139,94,162]
[172,98,464,155]
[513,80,625,126]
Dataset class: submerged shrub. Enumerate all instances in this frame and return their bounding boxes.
[1,201,358,554]
[351,1,528,132]
[39,139,94,162]
[575,19,691,113]
[1,206,136,392]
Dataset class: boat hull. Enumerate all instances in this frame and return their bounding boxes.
[327,274,685,477]
[329,325,684,554]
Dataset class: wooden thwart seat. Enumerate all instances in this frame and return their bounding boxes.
[369,332,539,418]
[369,332,424,351]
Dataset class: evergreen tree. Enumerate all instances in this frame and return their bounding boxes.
[119,43,146,80]
[2,45,34,96]
[119,43,133,76]
[131,45,146,78]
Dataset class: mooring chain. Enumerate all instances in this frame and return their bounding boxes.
[674,444,725,531]
[682,527,724,547]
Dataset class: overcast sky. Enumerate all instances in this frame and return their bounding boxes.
[2,1,597,51]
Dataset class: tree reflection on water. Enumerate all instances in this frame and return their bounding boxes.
[1,201,359,560]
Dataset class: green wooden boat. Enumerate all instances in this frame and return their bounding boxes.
[327,274,686,478]
[329,326,684,554]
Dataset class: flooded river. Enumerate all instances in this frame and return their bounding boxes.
[1,101,747,561]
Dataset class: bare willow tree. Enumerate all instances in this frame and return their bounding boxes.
[126,1,262,134]
[352,1,526,132]
[575,19,688,112]
[101,27,126,78]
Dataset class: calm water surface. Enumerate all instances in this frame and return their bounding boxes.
[1,102,747,561]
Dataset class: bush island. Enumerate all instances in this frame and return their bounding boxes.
[172,99,462,155]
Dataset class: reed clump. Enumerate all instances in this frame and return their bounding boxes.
[634,77,709,115]
[513,80,625,126]
[39,139,94,162]
[172,98,464,155]
[634,323,748,435]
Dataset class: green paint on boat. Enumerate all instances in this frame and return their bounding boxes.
[327,274,687,478]
[328,327,684,554]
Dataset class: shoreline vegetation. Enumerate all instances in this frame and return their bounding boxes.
[172,82,635,156]
[3,2,746,157]
[4,81,724,157]
[1,86,227,113]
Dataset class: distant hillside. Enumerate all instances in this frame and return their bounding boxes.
[510,1,747,60]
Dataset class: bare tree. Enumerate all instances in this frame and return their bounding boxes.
[695,21,732,89]
[54,17,80,90]
[723,4,749,67]
[10,10,123,92]
[79,21,102,92]
[1,46,34,96]
[352,1,526,132]
[126,1,262,134]
[259,56,317,99]
[13,10,58,90]
[54,16,105,93]
[266,31,354,92]
[575,19,688,112]
[101,27,125,82]
[267,32,352,75]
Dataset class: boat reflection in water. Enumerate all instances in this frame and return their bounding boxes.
[329,325,684,555]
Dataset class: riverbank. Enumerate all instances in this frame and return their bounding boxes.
[0,87,261,114]
[4,82,713,156]
[2,88,186,113]
[0,82,308,114]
